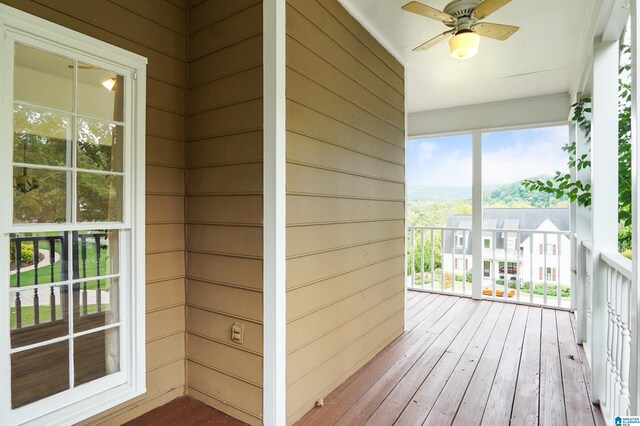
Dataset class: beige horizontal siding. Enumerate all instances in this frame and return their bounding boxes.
[185,1,263,424]
[285,0,405,423]
[0,2,189,424]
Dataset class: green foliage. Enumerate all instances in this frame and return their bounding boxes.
[10,242,34,264]
[522,43,632,250]
[12,106,121,223]
[484,179,569,208]
[406,232,442,274]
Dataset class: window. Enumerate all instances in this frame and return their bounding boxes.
[546,243,557,255]
[546,267,557,281]
[506,238,516,251]
[0,6,147,425]
[483,260,491,277]
[483,238,491,249]
[456,235,464,248]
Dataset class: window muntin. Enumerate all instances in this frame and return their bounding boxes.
[0,8,147,424]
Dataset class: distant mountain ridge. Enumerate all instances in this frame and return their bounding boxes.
[409,177,568,208]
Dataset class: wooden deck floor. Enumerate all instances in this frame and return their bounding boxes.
[297,291,604,426]
[124,396,247,425]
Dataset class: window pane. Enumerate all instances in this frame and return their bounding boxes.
[77,65,124,122]
[13,167,68,224]
[11,340,70,408]
[74,327,120,386]
[10,285,68,348]
[10,233,69,288]
[14,105,71,167]
[72,230,119,279]
[73,278,119,333]
[77,173,123,222]
[77,118,123,172]
[14,43,73,112]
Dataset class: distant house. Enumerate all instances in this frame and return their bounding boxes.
[442,208,571,286]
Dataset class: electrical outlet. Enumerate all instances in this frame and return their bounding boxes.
[231,322,244,344]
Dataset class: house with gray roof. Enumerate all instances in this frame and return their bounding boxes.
[442,208,571,289]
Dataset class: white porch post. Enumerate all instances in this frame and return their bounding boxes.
[575,119,592,344]
[590,40,619,404]
[472,130,483,299]
[263,0,287,424]
[630,0,640,413]
[570,123,577,313]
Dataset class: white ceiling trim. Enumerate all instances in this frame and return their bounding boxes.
[408,93,571,137]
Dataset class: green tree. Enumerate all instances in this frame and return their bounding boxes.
[522,44,632,250]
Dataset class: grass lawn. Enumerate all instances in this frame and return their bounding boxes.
[10,241,110,288]
[10,304,110,329]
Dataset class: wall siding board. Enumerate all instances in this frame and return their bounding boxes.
[188,35,262,88]
[287,195,404,225]
[316,0,403,77]
[187,195,263,225]
[186,131,263,168]
[187,3,262,61]
[286,5,403,110]
[185,1,263,423]
[287,132,404,183]
[109,0,187,35]
[188,0,261,35]
[285,1,405,423]
[287,101,404,164]
[287,0,403,93]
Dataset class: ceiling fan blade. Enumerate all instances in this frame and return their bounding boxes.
[413,30,455,51]
[472,0,512,20]
[472,22,519,41]
[402,1,456,25]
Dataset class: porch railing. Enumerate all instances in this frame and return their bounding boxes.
[407,226,571,308]
[580,240,632,420]
[10,231,108,331]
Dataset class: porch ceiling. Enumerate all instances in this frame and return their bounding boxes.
[339,0,601,113]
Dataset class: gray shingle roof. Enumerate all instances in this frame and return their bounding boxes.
[442,208,570,254]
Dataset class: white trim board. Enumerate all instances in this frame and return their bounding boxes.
[262,0,287,425]
[408,93,572,138]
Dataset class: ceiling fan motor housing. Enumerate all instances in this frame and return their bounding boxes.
[443,0,483,19]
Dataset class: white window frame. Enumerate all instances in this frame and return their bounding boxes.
[483,260,491,277]
[483,237,491,249]
[456,234,464,248]
[0,6,147,425]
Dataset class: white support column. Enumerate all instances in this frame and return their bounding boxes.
[630,0,640,413]
[590,40,619,404]
[263,0,287,424]
[472,130,483,299]
[576,120,592,343]
[570,123,578,312]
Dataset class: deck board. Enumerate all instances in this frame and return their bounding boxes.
[540,309,567,425]
[297,291,603,426]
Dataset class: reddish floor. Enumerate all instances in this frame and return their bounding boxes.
[124,396,247,426]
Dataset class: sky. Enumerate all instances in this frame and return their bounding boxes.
[406,126,570,187]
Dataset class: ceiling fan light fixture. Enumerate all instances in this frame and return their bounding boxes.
[449,30,480,60]
[101,78,116,91]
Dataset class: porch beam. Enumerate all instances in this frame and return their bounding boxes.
[263,0,287,424]
[590,39,619,404]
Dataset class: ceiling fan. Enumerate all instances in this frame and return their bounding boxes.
[401,0,519,59]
